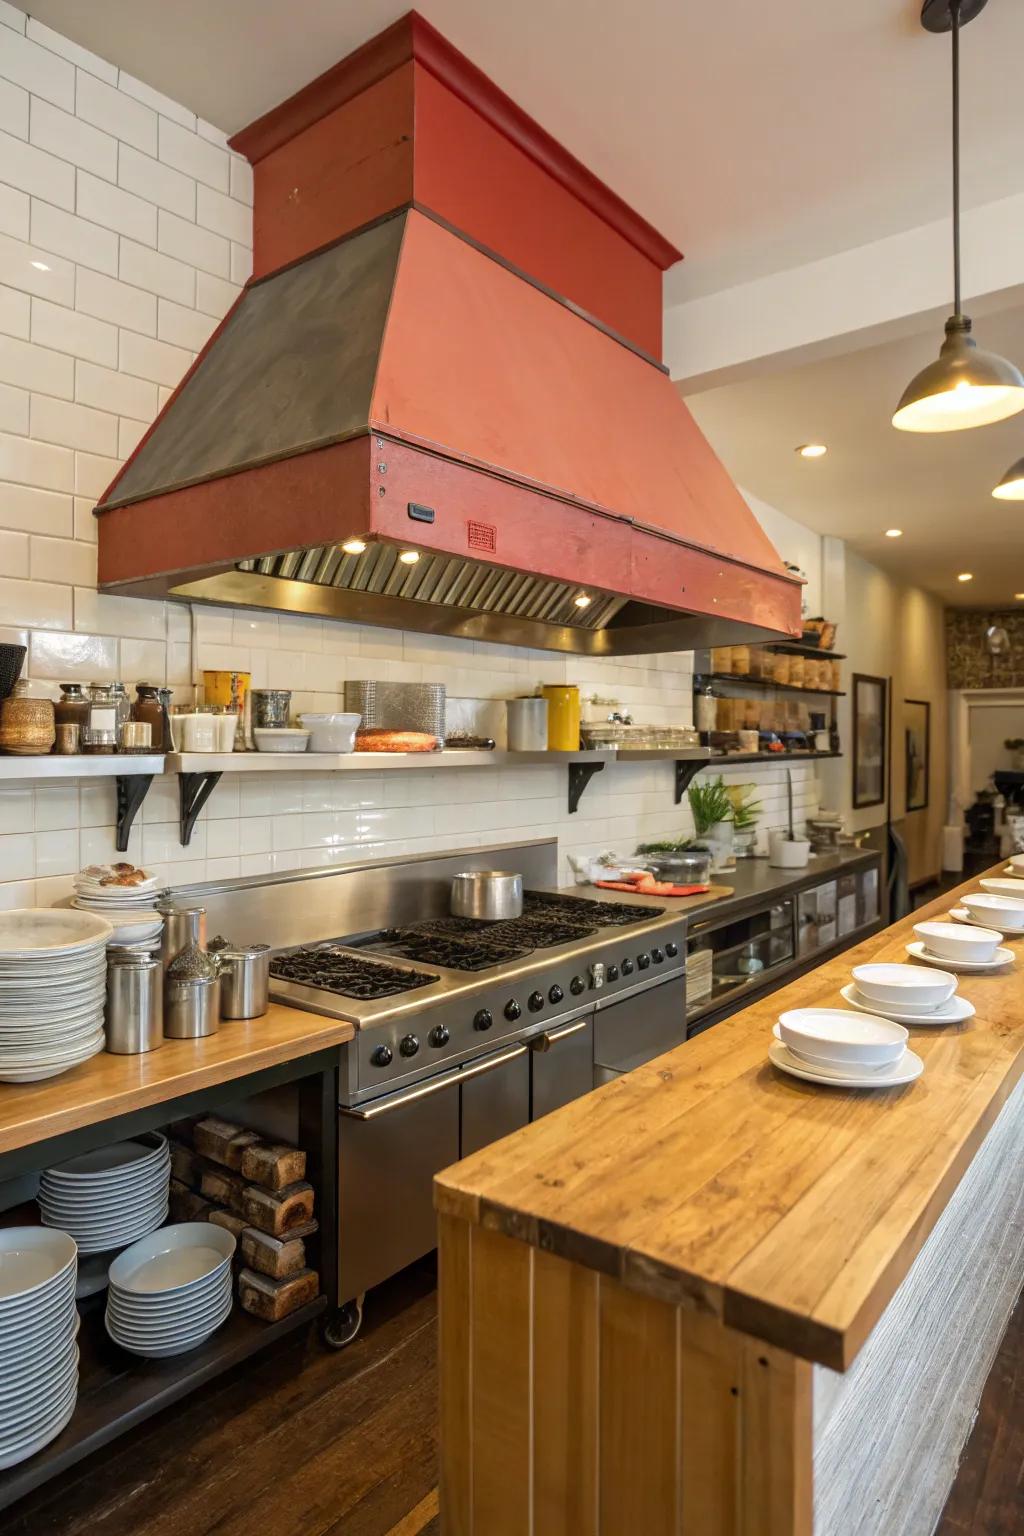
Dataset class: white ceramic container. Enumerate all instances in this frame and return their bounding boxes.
[776,1007,908,1067]
[768,832,811,869]
[961,891,1024,931]
[850,961,957,1011]
[253,728,310,753]
[912,919,1003,963]
[298,712,361,753]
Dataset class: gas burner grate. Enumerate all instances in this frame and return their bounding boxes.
[373,929,534,972]
[523,892,663,925]
[269,947,438,999]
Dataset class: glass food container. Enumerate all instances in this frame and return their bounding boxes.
[83,683,119,753]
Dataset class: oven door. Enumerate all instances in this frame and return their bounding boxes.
[592,975,686,1082]
[529,1015,594,1119]
[337,1044,529,1302]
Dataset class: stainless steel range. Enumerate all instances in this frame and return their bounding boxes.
[186,840,688,1339]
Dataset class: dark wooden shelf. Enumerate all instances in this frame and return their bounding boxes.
[763,641,846,662]
[695,672,845,698]
[0,1292,327,1510]
[707,751,842,766]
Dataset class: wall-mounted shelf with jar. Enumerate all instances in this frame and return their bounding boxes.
[693,642,844,758]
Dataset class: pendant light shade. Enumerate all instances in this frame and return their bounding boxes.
[893,316,1024,433]
[893,0,1024,433]
[992,455,1024,500]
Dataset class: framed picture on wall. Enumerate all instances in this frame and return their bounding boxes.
[905,699,930,813]
[852,673,887,809]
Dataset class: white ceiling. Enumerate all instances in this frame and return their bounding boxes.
[14,0,1024,302]
[685,301,1024,610]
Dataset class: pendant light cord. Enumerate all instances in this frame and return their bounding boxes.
[952,0,962,316]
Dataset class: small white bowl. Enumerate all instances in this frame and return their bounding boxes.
[777,1007,908,1067]
[913,919,1003,963]
[961,892,1024,932]
[1006,853,1024,874]
[253,728,310,754]
[981,877,1024,899]
[298,712,361,753]
[850,961,956,1010]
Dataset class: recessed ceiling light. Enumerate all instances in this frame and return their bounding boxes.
[885,528,903,538]
[957,572,974,582]
[1015,593,1024,601]
[341,538,366,555]
[30,260,50,272]
[573,593,592,609]
[397,549,420,565]
[796,443,827,459]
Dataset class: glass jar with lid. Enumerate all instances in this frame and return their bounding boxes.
[132,683,171,753]
[83,682,119,753]
[55,682,90,731]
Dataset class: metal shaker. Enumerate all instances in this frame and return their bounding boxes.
[106,951,163,1054]
[156,901,207,969]
[216,944,271,1020]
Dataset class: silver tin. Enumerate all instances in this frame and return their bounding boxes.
[156,901,206,969]
[105,952,163,1054]
[450,870,524,922]
[217,944,271,1020]
[164,974,221,1038]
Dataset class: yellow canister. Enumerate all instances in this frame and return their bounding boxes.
[203,670,250,714]
[542,685,581,751]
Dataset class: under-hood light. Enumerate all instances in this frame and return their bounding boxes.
[398,550,420,565]
[341,538,367,554]
[573,593,592,608]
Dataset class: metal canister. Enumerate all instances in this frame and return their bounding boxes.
[217,944,271,1020]
[156,901,206,968]
[164,975,221,1039]
[105,952,163,1054]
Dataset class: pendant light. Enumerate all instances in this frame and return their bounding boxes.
[993,457,1024,499]
[893,0,1024,433]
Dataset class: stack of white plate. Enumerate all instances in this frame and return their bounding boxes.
[38,1134,170,1256]
[106,1224,236,1359]
[71,865,161,916]
[841,962,974,1025]
[0,1229,79,1471]
[0,910,112,1083]
[770,1007,923,1088]
[908,920,1012,973]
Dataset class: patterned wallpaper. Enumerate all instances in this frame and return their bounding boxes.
[946,609,1024,689]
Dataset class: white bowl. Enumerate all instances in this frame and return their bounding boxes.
[253,728,309,754]
[961,892,1024,932]
[913,919,1003,963]
[108,1222,236,1297]
[0,1229,77,1306]
[1006,854,1024,874]
[777,1007,908,1067]
[980,877,1024,898]
[850,961,956,1010]
[298,712,361,753]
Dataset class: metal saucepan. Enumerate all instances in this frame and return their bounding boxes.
[450,870,523,922]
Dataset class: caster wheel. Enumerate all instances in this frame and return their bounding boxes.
[321,1296,364,1349]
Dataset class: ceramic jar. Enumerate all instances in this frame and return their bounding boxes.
[0,682,56,755]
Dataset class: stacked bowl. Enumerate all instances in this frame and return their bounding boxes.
[771,1007,923,1088]
[842,962,975,1025]
[38,1134,170,1256]
[0,910,112,1083]
[0,1229,79,1470]
[105,1224,235,1358]
[908,920,1011,972]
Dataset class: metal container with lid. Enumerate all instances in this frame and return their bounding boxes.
[165,974,221,1039]
[156,901,207,968]
[216,942,271,1019]
[106,950,163,1054]
[450,870,524,922]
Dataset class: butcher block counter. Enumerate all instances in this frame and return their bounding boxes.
[434,866,1024,1536]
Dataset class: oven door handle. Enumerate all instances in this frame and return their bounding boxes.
[340,1044,529,1120]
[527,1017,590,1053]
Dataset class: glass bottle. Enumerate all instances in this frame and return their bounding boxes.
[55,682,90,731]
[132,682,171,753]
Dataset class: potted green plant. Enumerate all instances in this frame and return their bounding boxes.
[687,775,735,871]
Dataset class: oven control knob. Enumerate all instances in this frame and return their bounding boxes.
[621,958,635,976]
[570,976,586,996]
[665,941,679,959]
[428,1025,450,1048]
[528,991,545,1012]
[370,1044,393,1068]
[504,1000,522,1021]
[473,1009,493,1032]
[651,947,664,964]
[637,953,651,970]
[607,964,620,982]
[399,1033,420,1058]
[548,984,564,1005]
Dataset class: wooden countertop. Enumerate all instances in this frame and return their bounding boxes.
[435,865,1024,1371]
[0,1004,353,1156]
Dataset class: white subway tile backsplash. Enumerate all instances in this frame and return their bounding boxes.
[0,30,75,110]
[229,156,253,208]
[196,183,251,246]
[25,20,118,84]
[0,784,32,833]
[77,169,156,244]
[119,236,194,305]
[31,295,117,365]
[0,480,72,535]
[30,198,118,273]
[73,449,119,498]
[195,118,230,150]
[76,358,157,422]
[75,265,155,334]
[76,71,156,154]
[158,118,228,191]
[0,528,27,577]
[118,143,195,220]
[157,296,214,352]
[29,534,97,586]
[34,827,79,877]
[0,230,74,302]
[229,241,252,285]
[0,575,72,629]
[73,503,96,541]
[0,182,29,241]
[0,2,25,33]
[29,625,116,678]
[0,283,29,338]
[30,393,118,455]
[30,98,116,179]
[0,330,72,397]
[0,76,28,139]
[119,637,166,682]
[117,73,194,129]
[0,381,27,433]
[157,208,228,278]
[194,270,240,318]
[0,832,34,880]
[118,329,190,387]
[0,128,75,208]
[117,416,146,457]
[0,430,73,491]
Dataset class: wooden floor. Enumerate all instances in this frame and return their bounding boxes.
[6,1258,1021,1536]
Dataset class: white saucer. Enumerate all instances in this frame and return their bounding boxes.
[839,982,975,1026]
[769,1039,924,1089]
[906,941,1013,972]
[1003,867,1024,879]
[950,906,1024,934]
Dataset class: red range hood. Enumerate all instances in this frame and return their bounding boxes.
[96,13,801,655]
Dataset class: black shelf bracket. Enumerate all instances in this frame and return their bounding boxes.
[179,772,223,846]
[568,760,604,813]
[675,759,707,804]
[114,774,154,854]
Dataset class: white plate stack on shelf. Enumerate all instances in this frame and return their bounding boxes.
[0,1229,80,1471]
[770,1007,924,1088]
[841,962,975,1026]
[38,1134,171,1259]
[907,920,1012,973]
[71,865,162,916]
[0,910,112,1083]
[105,1223,236,1359]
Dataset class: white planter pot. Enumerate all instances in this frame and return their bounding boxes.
[768,832,810,869]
